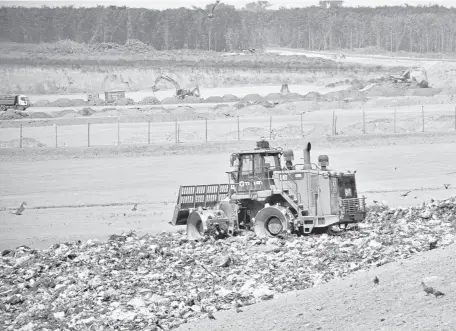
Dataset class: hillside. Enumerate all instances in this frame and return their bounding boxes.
[178,242,456,331]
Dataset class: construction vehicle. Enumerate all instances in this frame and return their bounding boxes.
[171,140,366,240]
[0,95,31,111]
[389,67,429,88]
[151,75,200,100]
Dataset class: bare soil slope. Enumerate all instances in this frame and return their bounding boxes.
[178,243,456,331]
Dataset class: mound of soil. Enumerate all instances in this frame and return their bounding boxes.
[113,98,135,106]
[213,104,230,111]
[264,93,282,101]
[88,97,105,106]
[33,99,51,107]
[49,109,76,118]
[49,98,87,107]
[183,96,203,104]
[137,96,161,105]
[405,88,443,97]
[78,107,95,116]
[0,110,29,120]
[161,97,181,105]
[281,92,303,100]
[0,137,46,148]
[243,94,264,102]
[204,96,224,103]
[222,94,239,102]
[28,112,51,119]
[303,91,323,101]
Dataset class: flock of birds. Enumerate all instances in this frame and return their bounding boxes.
[374,276,444,297]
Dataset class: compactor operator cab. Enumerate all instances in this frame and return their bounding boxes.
[229,141,282,192]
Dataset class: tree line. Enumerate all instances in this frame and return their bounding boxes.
[1,3,456,53]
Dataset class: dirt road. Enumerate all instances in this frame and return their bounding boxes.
[1,104,455,147]
[177,242,456,331]
[1,140,455,250]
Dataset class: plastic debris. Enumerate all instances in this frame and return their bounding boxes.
[1,197,455,330]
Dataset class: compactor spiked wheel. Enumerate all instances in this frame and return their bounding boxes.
[186,209,231,240]
[253,205,292,237]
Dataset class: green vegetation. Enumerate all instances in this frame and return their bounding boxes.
[1,3,456,54]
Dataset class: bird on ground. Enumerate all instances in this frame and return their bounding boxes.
[373,200,379,204]
[433,290,445,298]
[444,184,450,189]
[13,202,27,215]
[192,1,221,19]
[132,203,137,211]
[207,311,216,320]
[373,276,379,285]
[421,282,435,296]
[429,240,438,250]
[400,191,411,197]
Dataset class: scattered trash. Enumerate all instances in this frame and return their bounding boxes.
[0,197,454,330]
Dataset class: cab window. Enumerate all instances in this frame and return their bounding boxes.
[264,154,280,171]
[240,155,253,176]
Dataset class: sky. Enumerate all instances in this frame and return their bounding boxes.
[0,0,455,9]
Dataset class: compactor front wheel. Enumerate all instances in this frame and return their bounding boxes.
[253,205,293,238]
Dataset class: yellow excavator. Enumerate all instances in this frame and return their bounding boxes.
[151,75,201,99]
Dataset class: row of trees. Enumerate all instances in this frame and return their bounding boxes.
[1,3,456,53]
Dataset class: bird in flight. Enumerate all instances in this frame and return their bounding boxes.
[400,191,411,197]
[192,1,221,19]
[132,203,137,211]
[443,184,450,189]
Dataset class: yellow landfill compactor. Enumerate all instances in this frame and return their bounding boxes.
[171,140,366,239]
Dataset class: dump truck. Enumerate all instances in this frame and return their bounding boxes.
[171,140,366,239]
[0,95,31,111]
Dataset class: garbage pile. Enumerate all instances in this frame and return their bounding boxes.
[1,197,455,331]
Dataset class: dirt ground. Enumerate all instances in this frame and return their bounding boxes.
[177,242,456,331]
[1,138,455,250]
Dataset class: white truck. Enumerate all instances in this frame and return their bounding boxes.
[0,95,31,111]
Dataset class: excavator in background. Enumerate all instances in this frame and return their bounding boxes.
[389,67,429,88]
[151,75,201,100]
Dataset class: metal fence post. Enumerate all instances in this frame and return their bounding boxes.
[148,121,151,144]
[177,124,180,143]
[19,124,23,148]
[117,120,120,146]
[421,105,424,132]
[88,123,90,147]
[55,124,58,148]
[394,108,397,134]
[269,116,272,140]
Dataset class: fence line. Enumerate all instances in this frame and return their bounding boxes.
[5,106,456,149]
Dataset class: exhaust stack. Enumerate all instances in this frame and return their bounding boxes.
[303,142,312,170]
